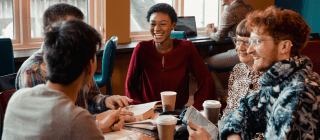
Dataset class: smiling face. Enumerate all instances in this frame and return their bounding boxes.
[247,30,280,72]
[149,12,176,44]
[235,36,254,69]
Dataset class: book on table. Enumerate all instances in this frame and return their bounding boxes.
[122,101,162,122]
[124,115,159,130]
[121,101,162,138]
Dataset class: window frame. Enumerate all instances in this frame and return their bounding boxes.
[130,0,221,41]
[11,0,103,50]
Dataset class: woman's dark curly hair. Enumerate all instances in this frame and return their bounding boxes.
[146,3,177,23]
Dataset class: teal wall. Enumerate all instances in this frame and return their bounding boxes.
[275,0,320,33]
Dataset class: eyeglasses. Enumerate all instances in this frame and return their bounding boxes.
[248,38,277,49]
[232,37,250,47]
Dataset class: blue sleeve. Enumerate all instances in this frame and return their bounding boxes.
[220,90,267,140]
[87,78,110,113]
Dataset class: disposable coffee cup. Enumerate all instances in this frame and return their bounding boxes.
[203,100,221,125]
[160,91,177,112]
[156,115,177,140]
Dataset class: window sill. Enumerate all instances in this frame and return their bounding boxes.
[14,38,232,63]
[13,41,141,59]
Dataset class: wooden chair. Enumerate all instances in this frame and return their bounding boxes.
[0,73,17,138]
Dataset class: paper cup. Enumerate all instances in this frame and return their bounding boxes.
[156,115,177,140]
[160,91,177,112]
[202,100,221,125]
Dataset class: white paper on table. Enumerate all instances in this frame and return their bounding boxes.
[124,119,157,125]
[103,129,135,140]
[122,101,161,116]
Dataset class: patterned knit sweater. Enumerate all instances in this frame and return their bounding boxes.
[220,55,320,140]
[210,0,253,42]
[222,63,264,119]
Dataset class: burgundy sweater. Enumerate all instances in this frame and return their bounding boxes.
[125,39,217,110]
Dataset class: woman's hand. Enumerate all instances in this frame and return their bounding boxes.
[187,121,212,140]
[98,108,125,133]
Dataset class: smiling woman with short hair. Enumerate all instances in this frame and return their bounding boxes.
[125,3,217,110]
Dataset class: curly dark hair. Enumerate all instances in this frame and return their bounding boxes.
[43,3,84,31]
[44,19,101,85]
[246,6,311,56]
[146,3,177,23]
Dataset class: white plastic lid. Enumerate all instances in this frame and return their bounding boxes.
[156,115,177,125]
[160,91,177,96]
[202,100,221,108]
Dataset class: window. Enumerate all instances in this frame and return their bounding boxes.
[183,0,219,28]
[0,0,14,39]
[130,0,172,32]
[130,0,220,41]
[30,0,88,38]
[0,0,103,50]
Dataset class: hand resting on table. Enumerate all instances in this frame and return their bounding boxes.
[105,95,134,109]
[97,108,126,133]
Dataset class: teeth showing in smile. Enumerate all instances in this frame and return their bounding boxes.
[154,33,164,37]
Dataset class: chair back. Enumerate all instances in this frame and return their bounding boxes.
[94,36,118,95]
[0,38,15,77]
[0,73,17,138]
[171,31,187,40]
[103,36,118,83]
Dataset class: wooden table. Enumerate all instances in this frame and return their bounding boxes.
[102,123,185,140]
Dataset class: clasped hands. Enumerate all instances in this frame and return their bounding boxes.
[96,96,152,139]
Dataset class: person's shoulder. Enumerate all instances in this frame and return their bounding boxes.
[304,70,320,92]
[9,85,46,105]
[18,49,45,73]
[45,90,91,120]
[232,63,248,74]
[133,39,154,52]
[228,1,253,11]
[137,40,154,47]
[9,87,33,101]
[174,38,194,49]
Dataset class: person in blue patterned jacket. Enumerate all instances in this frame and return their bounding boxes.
[187,6,320,140]
[219,6,320,140]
